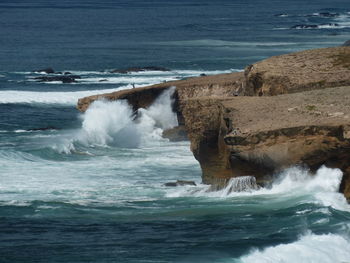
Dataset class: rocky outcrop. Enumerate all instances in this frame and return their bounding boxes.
[179,86,350,199]
[77,47,350,200]
[244,47,350,96]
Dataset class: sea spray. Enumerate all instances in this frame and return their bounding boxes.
[51,87,178,151]
[80,99,139,147]
[224,176,260,193]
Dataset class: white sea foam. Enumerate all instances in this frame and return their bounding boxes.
[0,88,122,105]
[76,76,178,85]
[156,39,299,47]
[167,166,349,211]
[239,232,350,263]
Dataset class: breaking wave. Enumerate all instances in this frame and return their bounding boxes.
[51,87,178,152]
[239,232,350,263]
[0,88,122,105]
[167,166,349,211]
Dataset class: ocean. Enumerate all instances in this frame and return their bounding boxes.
[1,0,350,262]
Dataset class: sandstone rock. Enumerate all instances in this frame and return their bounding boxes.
[179,87,350,199]
[244,47,350,96]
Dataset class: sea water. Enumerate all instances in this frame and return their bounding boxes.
[1,0,350,262]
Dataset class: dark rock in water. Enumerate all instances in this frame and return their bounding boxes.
[200,73,207,77]
[99,79,108,82]
[27,126,59,131]
[319,12,339,17]
[164,180,196,187]
[343,40,350,47]
[110,66,170,74]
[274,13,288,17]
[291,23,339,29]
[56,72,63,75]
[291,24,318,29]
[33,75,81,83]
[64,72,72,75]
[308,12,339,18]
[162,126,188,142]
[34,67,55,74]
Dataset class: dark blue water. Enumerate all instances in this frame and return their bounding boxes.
[1,1,350,262]
[0,0,349,71]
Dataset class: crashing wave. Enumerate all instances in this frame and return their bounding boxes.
[240,232,350,263]
[50,87,178,151]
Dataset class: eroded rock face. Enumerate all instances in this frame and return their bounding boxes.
[179,87,350,200]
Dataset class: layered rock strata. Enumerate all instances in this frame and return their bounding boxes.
[77,47,350,200]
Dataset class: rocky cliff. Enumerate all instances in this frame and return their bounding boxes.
[77,46,350,200]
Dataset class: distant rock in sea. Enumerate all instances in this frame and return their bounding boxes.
[33,75,81,83]
[343,40,350,46]
[308,12,340,18]
[291,23,339,29]
[274,13,288,17]
[33,67,55,74]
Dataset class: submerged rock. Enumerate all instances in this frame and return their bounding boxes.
[291,23,339,29]
[33,75,81,83]
[110,66,170,74]
[274,13,288,17]
[27,126,59,131]
[33,67,55,74]
[164,180,196,187]
[343,40,350,47]
[308,12,339,18]
[162,126,188,141]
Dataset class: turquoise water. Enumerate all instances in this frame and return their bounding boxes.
[1,1,350,262]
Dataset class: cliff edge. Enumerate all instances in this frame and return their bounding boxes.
[77,46,350,200]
